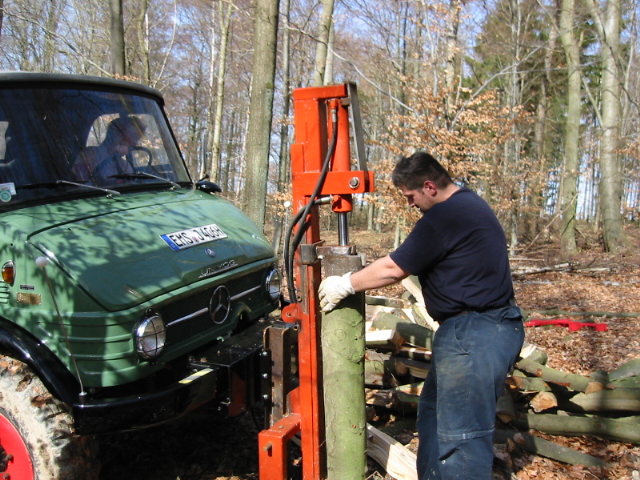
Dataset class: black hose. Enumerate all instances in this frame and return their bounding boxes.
[284,106,340,303]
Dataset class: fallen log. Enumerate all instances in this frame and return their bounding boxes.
[522,309,640,318]
[519,342,548,365]
[513,413,640,444]
[609,376,640,389]
[366,424,418,480]
[565,388,640,413]
[609,358,640,381]
[515,358,604,393]
[496,387,516,423]
[494,429,610,467]
[509,373,552,393]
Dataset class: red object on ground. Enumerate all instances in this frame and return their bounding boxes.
[525,318,608,332]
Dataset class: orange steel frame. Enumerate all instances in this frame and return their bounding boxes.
[258,84,373,480]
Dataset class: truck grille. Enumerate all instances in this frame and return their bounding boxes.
[159,270,266,346]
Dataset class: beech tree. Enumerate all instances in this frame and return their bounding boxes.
[242,0,280,228]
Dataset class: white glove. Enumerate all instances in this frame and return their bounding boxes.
[318,272,355,312]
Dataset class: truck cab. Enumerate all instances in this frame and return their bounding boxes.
[0,72,281,479]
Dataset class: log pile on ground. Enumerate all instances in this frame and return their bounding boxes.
[362,277,640,479]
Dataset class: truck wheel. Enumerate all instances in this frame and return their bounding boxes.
[0,356,99,480]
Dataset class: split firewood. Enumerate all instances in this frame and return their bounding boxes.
[365,350,403,388]
[366,295,412,309]
[529,391,558,412]
[494,428,610,467]
[514,413,640,444]
[515,357,604,393]
[366,424,418,480]
[397,346,431,362]
[366,329,406,351]
[400,276,439,331]
[394,357,430,379]
[372,312,434,350]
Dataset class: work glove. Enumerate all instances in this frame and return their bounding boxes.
[318,272,355,312]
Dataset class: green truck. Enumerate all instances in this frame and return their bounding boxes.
[0,72,281,479]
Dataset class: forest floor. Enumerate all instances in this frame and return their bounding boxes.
[97,224,640,480]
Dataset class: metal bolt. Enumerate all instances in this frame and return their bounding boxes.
[349,177,360,189]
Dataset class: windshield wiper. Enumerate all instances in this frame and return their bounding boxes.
[57,180,121,196]
[110,171,180,189]
[17,180,120,197]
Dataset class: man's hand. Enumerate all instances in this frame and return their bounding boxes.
[318,272,355,312]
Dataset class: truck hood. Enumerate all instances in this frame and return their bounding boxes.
[23,190,274,311]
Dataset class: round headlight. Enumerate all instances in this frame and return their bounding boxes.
[135,315,166,359]
[265,267,282,302]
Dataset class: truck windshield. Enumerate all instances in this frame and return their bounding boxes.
[0,85,191,210]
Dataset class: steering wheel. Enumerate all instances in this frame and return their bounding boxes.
[129,146,154,170]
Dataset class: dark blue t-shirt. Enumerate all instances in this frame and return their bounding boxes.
[389,187,514,321]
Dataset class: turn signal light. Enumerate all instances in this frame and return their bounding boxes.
[2,261,15,285]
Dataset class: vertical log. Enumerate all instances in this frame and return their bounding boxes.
[322,253,366,480]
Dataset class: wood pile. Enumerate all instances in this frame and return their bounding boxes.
[362,277,640,478]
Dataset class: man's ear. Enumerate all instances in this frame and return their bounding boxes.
[423,180,437,195]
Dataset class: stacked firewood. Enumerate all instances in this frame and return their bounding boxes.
[362,277,640,476]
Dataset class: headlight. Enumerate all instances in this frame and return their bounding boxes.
[135,314,166,359]
[265,267,281,302]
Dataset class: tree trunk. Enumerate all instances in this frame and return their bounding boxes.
[312,0,335,86]
[271,0,292,256]
[209,1,233,182]
[242,0,280,229]
[134,0,151,84]
[585,0,628,251]
[109,0,126,76]
[558,0,581,255]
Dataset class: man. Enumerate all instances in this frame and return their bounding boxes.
[73,116,146,184]
[318,151,524,480]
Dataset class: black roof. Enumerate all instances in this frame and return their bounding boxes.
[0,71,163,104]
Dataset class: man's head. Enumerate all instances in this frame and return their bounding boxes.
[392,152,453,190]
[392,152,457,213]
[106,116,146,152]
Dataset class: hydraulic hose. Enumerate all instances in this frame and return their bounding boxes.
[284,105,340,303]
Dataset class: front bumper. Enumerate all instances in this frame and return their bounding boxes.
[73,317,275,435]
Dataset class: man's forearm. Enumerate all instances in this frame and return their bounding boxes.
[349,255,409,292]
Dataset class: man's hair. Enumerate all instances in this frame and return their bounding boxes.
[391,151,454,190]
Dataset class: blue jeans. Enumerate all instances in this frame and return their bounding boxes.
[416,306,524,480]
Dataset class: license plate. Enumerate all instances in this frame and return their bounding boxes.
[161,224,228,251]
